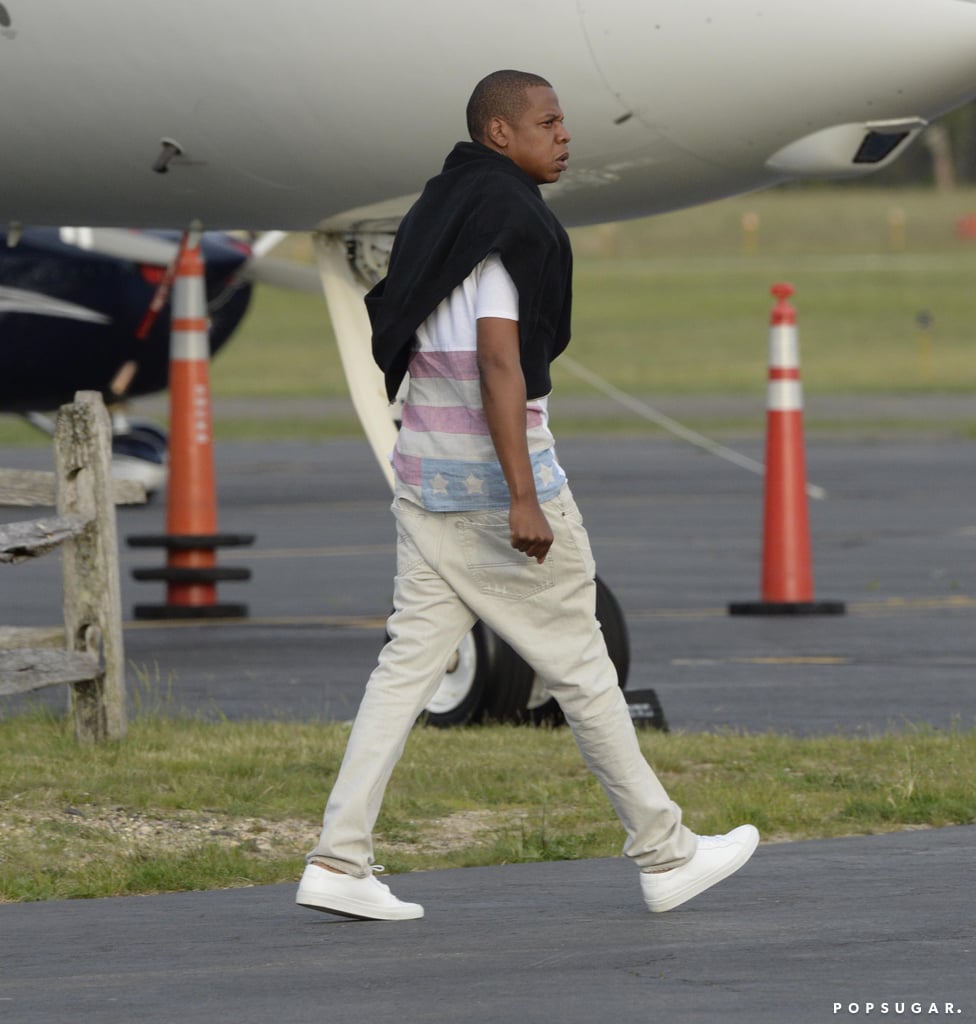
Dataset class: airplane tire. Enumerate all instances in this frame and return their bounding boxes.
[111,426,169,496]
[417,575,629,728]
[121,419,169,451]
[524,575,630,726]
[420,623,535,728]
[111,430,166,467]
[420,621,498,727]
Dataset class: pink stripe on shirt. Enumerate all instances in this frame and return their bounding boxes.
[391,450,422,484]
[402,403,544,435]
[402,403,490,435]
[408,350,480,380]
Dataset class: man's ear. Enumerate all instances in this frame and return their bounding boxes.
[485,115,510,150]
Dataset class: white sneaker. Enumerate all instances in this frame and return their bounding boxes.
[640,824,759,913]
[296,864,424,921]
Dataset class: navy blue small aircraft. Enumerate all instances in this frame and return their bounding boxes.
[0,228,253,410]
[0,228,316,488]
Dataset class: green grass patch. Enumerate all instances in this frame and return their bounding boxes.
[4,187,976,443]
[210,288,342,398]
[211,417,365,442]
[0,420,50,447]
[205,186,976,409]
[2,709,973,902]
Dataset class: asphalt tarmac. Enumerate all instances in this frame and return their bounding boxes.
[2,431,975,1023]
[3,432,974,733]
[2,826,973,1024]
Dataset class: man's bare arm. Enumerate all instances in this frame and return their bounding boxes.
[477,316,553,563]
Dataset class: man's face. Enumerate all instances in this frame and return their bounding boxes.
[498,86,571,184]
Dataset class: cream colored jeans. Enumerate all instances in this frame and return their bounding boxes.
[308,486,696,876]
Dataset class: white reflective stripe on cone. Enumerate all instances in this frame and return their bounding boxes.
[768,324,799,368]
[171,325,209,360]
[766,379,804,411]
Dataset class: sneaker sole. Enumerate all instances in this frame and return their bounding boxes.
[296,889,424,921]
[644,825,760,913]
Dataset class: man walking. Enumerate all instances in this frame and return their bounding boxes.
[297,69,758,921]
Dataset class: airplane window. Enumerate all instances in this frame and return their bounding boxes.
[853,131,910,164]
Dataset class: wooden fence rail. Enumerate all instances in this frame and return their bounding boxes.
[0,391,146,742]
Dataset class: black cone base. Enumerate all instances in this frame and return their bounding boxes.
[728,600,846,616]
[133,603,249,620]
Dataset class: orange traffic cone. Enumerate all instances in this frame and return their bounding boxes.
[129,235,253,618]
[729,283,844,616]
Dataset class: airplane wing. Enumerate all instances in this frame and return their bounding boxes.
[0,286,110,325]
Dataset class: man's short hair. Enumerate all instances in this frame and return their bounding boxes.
[466,70,552,143]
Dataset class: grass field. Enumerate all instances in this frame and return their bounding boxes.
[2,710,974,902]
[1,185,974,446]
[208,185,976,402]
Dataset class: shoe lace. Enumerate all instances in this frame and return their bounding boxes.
[697,833,732,850]
[369,864,392,892]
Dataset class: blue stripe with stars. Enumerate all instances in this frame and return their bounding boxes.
[418,448,566,511]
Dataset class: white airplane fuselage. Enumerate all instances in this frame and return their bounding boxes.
[1,0,975,232]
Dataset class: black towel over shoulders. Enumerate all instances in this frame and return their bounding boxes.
[367,140,573,403]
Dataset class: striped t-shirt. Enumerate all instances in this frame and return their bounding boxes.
[392,253,567,511]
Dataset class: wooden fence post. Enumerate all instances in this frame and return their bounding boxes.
[54,391,127,742]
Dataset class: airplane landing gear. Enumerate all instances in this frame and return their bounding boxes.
[109,415,168,496]
[420,576,630,728]
[21,408,168,496]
